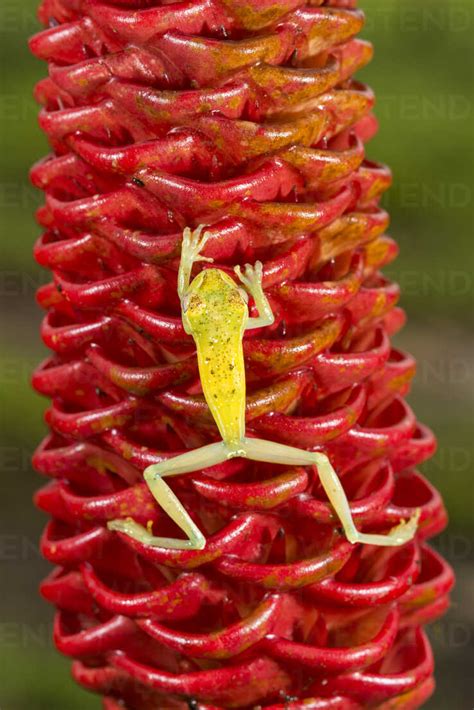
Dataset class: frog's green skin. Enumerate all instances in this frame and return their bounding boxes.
[182,268,248,448]
[108,226,420,550]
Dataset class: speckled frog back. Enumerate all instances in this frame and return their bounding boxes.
[183,269,248,444]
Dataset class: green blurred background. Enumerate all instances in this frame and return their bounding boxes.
[0,0,472,707]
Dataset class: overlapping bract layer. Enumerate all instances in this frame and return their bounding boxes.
[30,1,453,708]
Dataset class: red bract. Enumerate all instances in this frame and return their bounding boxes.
[30,1,453,708]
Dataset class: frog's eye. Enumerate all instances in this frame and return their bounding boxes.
[238,287,249,304]
[182,294,191,313]
[184,293,203,313]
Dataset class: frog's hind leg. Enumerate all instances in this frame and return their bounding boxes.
[108,442,229,550]
[240,437,420,547]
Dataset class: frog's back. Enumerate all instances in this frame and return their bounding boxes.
[184,269,247,445]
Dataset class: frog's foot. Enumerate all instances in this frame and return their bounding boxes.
[182,225,214,266]
[346,509,421,547]
[235,261,275,329]
[107,517,205,550]
[179,225,215,299]
[234,260,263,296]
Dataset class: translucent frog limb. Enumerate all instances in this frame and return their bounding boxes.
[109,436,419,550]
[108,442,231,550]
[177,225,213,301]
[234,261,275,330]
[239,437,421,547]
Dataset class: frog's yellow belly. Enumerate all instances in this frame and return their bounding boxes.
[197,334,246,446]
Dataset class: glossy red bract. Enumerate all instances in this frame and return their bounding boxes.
[30,1,453,708]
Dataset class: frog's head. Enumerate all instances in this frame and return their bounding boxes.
[183,268,248,332]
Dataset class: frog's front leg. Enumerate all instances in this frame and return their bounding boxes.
[107,442,230,550]
[234,261,275,330]
[239,437,420,547]
[178,225,213,300]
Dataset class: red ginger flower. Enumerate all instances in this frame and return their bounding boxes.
[30,1,453,708]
